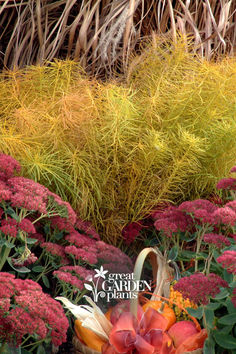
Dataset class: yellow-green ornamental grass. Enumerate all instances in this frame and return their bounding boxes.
[0,42,235,244]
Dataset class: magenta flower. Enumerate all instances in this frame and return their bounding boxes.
[213,207,236,226]
[75,219,100,240]
[122,221,143,245]
[0,153,21,181]
[216,178,236,191]
[8,177,48,214]
[173,273,228,305]
[18,218,36,234]
[0,180,12,201]
[203,233,231,249]
[41,242,69,264]
[0,274,69,347]
[65,245,98,264]
[230,166,236,173]
[217,250,236,274]
[0,218,18,238]
[154,206,193,236]
[65,231,96,248]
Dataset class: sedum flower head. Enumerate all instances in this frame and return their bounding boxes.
[0,153,21,181]
[216,178,236,191]
[217,250,236,275]
[203,233,231,249]
[173,273,228,305]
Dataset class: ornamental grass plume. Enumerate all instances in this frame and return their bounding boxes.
[0,50,236,244]
[0,272,69,349]
[216,250,236,275]
[173,273,228,305]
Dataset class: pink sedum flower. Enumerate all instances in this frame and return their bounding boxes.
[41,242,69,264]
[216,178,236,191]
[65,245,98,264]
[203,233,231,248]
[0,274,69,347]
[18,218,36,234]
[213,207,236,226]
[173,273,228,305]
[0,218,18,238]
[0,180,12,201]
[0,153,21,181]
[217,250,236,274]
[8,177,48,214]
[230,166,236,173]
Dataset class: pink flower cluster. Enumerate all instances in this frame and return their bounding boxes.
[75,219,100,240]
[8,177,48,214]
[41,242,69,265]
[53,266,95,290]
[217,250,236,274]
[179,199,218,224]
[154,205,193,236]
[173,273,228,305]
[65,245,98,265]
[0,153,21,181]
[0,217,36,238]
[48,191,76,225]
[203,233,231,249]
[216,178,236,191]
[122,221,143,245]
[0,273,69,347]
[96,241,133,274]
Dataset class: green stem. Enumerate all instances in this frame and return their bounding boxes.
[0,238,16,271]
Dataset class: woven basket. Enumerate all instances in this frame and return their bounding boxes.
[73,247,203,354]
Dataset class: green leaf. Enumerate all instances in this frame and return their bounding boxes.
[32,265,44,273]
[218,314,236,325]
[3,241,15,248]
[7,258,31,273]
[213,331,236,349]
[36,344,46,354]
[168,246,178,261]
[55,231,64,240]
[203,337,215,354]
[42,274,50,288]
[179,250,196,259]
[204,308,215,329]
[219,325,233,334]
[186,306,203,319]
[214,288,229,300]
[223,269,233,283]
[180,232,197,242]
[26,237,38,244]
[206,302,221,311]
[226,298,236,313]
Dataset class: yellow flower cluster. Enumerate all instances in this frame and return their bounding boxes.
[169,283,197,321]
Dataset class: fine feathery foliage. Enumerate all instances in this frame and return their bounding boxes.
[0,0,235,77]
[0,42,235,244]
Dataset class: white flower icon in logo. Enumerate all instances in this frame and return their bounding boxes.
[94,266,108,279]
[84,266,108,302]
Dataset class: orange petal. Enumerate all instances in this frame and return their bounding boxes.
[175,329,208,354]
[134,334,156,354]
[109,312,137,353]
[139,307,168,336]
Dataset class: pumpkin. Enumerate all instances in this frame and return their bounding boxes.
[74,319,107,351]
[142,301,176,329]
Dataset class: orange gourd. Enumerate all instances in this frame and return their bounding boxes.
[105,307,112,321]
[74,319,107,351]
[142,301,176,329]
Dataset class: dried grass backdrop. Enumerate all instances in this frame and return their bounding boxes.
[0,0,235,77]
